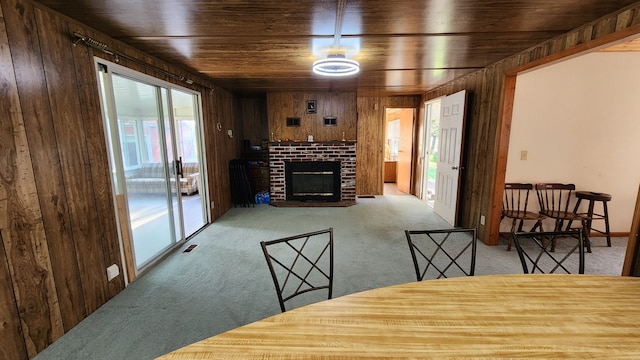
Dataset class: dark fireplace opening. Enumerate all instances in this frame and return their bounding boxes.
[285,161,341,202]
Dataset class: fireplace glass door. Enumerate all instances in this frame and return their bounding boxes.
[286,161,341,202]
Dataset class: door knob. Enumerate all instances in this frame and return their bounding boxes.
[451,166,459,170]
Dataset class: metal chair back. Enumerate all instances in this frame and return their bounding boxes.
[512,229,585,274]
[405,228,477,281]
[261,228,334,312]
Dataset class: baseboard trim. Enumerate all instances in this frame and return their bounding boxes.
[499,231,630,238]
[610,232,630,238]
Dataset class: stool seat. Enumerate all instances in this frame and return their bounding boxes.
[569,190,612,247]
[575,191,612,202]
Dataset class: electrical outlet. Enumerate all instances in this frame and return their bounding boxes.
[520,150,528,160]
[106,264,119,281]
[480,215,486,226]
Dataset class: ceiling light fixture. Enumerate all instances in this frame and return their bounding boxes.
[313,0,359,77]
[312,54,360,77]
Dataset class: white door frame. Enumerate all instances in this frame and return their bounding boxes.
[94,58,209,282]
[418,97,443,203]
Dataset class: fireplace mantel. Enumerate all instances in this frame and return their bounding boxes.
[270,140,357,146]
[269,142,356,203]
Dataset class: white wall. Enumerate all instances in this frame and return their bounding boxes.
[505,52,640,233]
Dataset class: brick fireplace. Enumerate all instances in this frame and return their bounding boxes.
[269,141,356,203]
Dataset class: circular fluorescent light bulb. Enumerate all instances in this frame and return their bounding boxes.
[312,54,360,77]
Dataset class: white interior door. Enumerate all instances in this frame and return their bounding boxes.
[433,90,466,225]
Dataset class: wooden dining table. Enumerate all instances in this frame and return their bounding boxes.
[157,274,640,359]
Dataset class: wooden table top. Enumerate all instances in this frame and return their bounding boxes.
[158,274,640,359]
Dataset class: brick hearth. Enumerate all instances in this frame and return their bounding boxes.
[269,141,356,202]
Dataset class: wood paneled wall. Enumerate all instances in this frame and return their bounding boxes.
[0,0,239,358]
[422,4,640,246]
[252,91,417,196]
[265,92,419,196]
[267,92,357,142]
[240,96,268,148]
[203,85,240,220]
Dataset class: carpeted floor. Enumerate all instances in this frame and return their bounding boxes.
[34,194,628,360]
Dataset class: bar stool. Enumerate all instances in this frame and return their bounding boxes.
[567,191,612,247]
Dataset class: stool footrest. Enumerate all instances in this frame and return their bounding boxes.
[575,212,606,220]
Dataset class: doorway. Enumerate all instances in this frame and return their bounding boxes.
[491,35,640,250]
[384,108,415,195]
[96,59,208,280]
[499,52,640,237]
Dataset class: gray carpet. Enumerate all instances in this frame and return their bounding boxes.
[34,195,627,360]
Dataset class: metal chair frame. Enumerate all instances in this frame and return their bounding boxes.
[512,229,585,274]
[405,228,477,281]
[260,228,334,312]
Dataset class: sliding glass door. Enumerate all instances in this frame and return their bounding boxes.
[169,88,206,237]
[96,59,207,277]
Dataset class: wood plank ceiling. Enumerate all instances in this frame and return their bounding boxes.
[31,0,640,96]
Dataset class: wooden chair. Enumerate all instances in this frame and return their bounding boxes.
[405,228,477,281]
[501,183,546,251]
[511,229,585,274]
[535,183,591,252]
[260,228,333,312]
